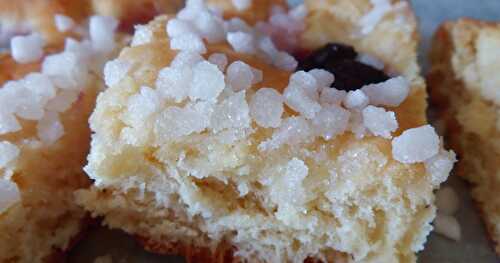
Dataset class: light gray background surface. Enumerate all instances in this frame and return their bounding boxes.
[70,1,500,262]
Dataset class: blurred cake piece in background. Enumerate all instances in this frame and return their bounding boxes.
[428,18,500,254]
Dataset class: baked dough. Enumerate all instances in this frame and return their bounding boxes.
[76,0,454,262]
[428,18,500,255]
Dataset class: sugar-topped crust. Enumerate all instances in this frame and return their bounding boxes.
[0,53,95,263]
[428,18,500,254]
[0,12,128,263]
[0,0,183,47]
[74,1,454,263]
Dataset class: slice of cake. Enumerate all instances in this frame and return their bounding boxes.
[428,19,500,254]
[0,13,123,262]
[76,0,455,262]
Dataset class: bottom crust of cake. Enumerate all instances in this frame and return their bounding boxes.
[136,236,351,263]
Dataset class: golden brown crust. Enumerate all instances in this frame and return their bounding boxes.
[137,236,237,263]
[137,236,350,263]
[427,18,500,254]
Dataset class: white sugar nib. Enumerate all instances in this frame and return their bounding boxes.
[0,112,21,134]
[170,51,204,68]
[10,33,44,64]
[42,51,88,89]
[309,69,334,87]
[259,116,313,151]
[131,25,154,46]
[23,73,56,105]
[126,86,163,126]
[343,89,369,110]
[154,102,213,142]
[227,61,254,92]
[156,66,192,102]
[258,36,278,61]
[348,111,367,139]
[312,105,350,140]
[361,76,410,107]
[192,11,225,44]
[0,141,20,168]
[210,91,251,132]
[392,125,440,164]
[37,111,64,144]
[231,0,252,11]
[64,38,93,62]
[274,51,298,71]
[104,59,132,87]
[166,18,197,38]
[10,74,55,121]
[227,31,256,54]
[46,90,79,112]
[251,68,263,84]
[89,15,118,53]
[0,178,20,213]
[11,73,56,121]
[184,0,206,9]
[250,88,284,128]
[362,106,398,139]
[320,88,346,106]
[54,14,75,32]
[170,33,207,54]
[425,150,456,187]
[284,71,321,119]
[208,53,228,72]
[189,61,225,102]
[225,18,252,33]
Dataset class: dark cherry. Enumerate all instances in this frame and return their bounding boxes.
[297,43,389,91]
[298,43,357,71]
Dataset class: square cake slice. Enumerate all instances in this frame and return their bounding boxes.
[428,18,500,254]
[0,13,123,262]
[76,0,455,262]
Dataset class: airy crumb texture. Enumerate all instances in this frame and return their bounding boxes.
[428,19,500,254]
[77,0,452,262]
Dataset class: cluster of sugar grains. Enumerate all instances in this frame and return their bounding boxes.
[0,15,120,210]
[10,33,45,64]
[256,66,456,189]
[256,4,307,53]
[359,0,409,35]
[114,49,264,150]
[164,0,304,71]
